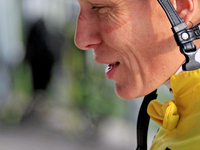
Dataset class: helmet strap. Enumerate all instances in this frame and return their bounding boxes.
[158,0,200,71]
[136,90,157,150]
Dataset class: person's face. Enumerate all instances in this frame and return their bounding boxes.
[75,0,185,100]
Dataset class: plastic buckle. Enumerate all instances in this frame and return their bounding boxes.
[172,22,200,71]
[181,43,200,71]
[174,23,200,46]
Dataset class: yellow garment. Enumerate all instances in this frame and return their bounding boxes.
[147,68,200,150]
[148,100,179,131]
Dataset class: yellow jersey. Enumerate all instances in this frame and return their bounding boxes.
[148,68,200,150]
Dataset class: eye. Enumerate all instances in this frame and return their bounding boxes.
[92,5,109,16]
[92,6,105,11]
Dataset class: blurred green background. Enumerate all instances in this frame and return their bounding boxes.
[0,0,174,150]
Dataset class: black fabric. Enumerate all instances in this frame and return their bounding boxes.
[136,90,157,150]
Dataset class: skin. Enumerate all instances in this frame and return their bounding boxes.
[75,0,187,100]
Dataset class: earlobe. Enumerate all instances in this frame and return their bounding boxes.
[171,0,195,23]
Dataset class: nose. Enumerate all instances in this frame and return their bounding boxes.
[75,11,102,50]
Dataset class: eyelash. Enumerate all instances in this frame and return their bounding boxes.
[92,6,105,11]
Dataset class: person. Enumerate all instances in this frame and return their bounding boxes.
[74,0,200,149]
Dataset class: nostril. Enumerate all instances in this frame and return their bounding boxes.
[85,44,95,49]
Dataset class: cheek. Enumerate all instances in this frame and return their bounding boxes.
[100,19,133,52]
[102,24,122,34]
[99,11,130,34]
[100,20,127,35]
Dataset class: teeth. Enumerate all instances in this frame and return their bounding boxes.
[109,63,116,69]
[108,64,112,69]
[105,62,119,73]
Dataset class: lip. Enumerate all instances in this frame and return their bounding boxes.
[105,62,120,80]
[93,54,120,79]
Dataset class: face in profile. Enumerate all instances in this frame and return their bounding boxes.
[75,0,185,100]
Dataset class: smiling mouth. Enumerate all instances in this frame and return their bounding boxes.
[105,62,120,73]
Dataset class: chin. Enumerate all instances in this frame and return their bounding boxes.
[115,84,141,100]
[114,82,154,100]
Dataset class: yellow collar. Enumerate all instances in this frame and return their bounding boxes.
[148,68,200,150]
[148,68,200,130]
[171,68,200,101]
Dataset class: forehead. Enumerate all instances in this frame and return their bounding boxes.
[77,0,124,4]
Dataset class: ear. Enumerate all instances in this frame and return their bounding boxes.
[171,0,196,24]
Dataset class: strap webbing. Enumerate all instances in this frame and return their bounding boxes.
[158,0,200,71]
[136,90,157,150]
[158,0,184,26]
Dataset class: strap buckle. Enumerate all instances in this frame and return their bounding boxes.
[158,0,200,71]
[173,23,200,70]
[174,23,200,46]
[181,43,200,71]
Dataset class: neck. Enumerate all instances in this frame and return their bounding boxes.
[164,48,200,89]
